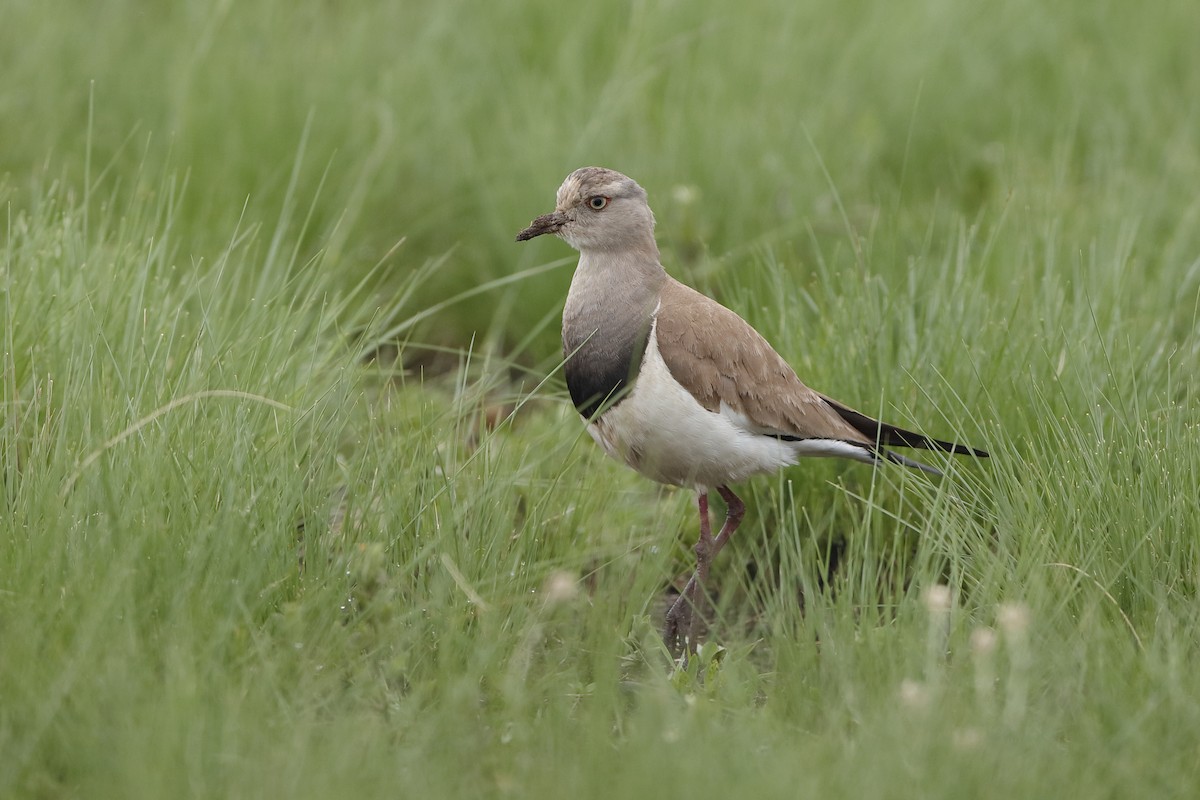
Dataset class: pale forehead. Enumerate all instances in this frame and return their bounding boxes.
[556,167,645,207]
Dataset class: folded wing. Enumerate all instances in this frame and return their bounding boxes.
[653,279,988,472]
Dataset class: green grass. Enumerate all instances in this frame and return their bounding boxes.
[3,0,1200,797]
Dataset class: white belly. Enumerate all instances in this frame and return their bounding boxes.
[586,325,801,490]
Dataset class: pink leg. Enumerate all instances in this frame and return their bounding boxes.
[712,486,745,555]
[663,486,745,658]
[663,492,710,654]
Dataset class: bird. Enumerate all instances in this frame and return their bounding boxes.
[516,167,987,657]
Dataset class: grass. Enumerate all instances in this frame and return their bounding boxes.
[3,0,1200,797]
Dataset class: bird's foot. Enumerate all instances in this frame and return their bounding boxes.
[663,590,693,660]
[662,572,707,662]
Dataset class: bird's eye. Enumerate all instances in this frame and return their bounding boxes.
[588,196,609,210]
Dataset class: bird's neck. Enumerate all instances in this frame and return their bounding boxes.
[565,247,666,324]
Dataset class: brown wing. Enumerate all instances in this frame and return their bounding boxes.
[653,279,872,444]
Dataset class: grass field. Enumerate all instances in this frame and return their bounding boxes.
[4,0,1200,797]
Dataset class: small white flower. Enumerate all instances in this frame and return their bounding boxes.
[923,584,952,614]
[997,603,1031,637]
[671,184,699,206]
[970,626,998,655]
[899,679,930,710]
[542,570,579,604]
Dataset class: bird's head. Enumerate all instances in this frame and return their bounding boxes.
[516,167,656,252]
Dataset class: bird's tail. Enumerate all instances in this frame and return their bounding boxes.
[818,393,990,463]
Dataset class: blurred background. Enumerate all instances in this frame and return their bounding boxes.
[6,0,1196,360]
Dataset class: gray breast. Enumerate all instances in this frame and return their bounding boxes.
[562,314,653,419]
[560,249,665,419]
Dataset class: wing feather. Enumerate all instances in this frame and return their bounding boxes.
[653,280,870,444]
